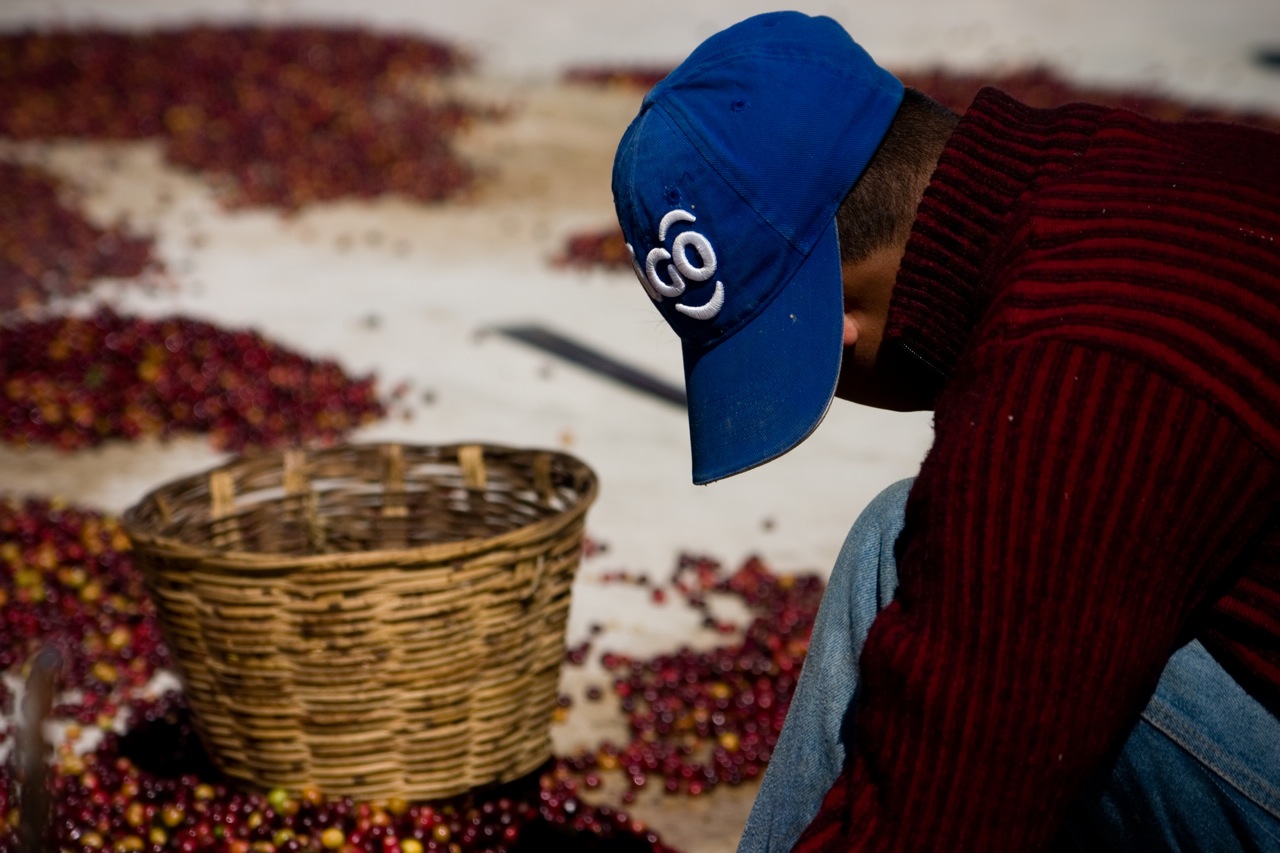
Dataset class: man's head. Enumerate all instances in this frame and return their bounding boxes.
[833,87,959,409]
[611,12,940,484]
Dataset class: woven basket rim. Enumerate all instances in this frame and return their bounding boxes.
[121,440,599,573]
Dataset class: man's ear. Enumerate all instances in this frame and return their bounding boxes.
[842,312,859,347]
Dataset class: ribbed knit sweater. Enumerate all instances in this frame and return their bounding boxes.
[794,88,1280,851]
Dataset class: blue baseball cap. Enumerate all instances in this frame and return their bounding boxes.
[612,11,903,484]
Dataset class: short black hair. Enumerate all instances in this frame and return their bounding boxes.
[835,87,959,265]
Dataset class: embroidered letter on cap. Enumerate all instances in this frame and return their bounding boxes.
[625,209,725,321]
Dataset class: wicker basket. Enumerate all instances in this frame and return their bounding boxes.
[122,442,598,803]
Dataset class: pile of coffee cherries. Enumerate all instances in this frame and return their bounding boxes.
[559,553,825,802]
[0,694,677,853]
[0,161,161,312]
[1,308,384,451]
[0,26,481,210]
[0,497,168,727]
[552,64,1280,270]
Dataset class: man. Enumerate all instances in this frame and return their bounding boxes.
[611,11,1280,852]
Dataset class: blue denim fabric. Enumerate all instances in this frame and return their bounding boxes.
[737,478,1280,852]
[737,479,911,852]
[1059,641,1280,852]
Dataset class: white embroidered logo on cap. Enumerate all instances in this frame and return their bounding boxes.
[626,209,725,321]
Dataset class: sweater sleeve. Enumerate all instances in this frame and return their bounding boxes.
[793,338,1278,851]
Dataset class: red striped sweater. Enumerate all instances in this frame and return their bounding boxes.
[794,88,1280,850]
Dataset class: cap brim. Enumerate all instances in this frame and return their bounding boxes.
[683,220,844,484]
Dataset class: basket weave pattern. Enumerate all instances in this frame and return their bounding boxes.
[123,442,598,802]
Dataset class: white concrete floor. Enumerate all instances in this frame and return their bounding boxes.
[1,2,1277,851]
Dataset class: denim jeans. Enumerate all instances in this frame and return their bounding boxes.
[738,478,1280,852]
